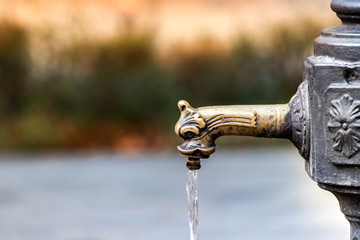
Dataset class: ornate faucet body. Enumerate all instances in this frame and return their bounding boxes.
[175,0,360,239]
[175,101,289,157]
[175,82,309,169]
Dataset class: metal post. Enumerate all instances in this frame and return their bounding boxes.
[305,1,360,239]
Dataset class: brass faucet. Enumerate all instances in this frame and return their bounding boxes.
[175,82,309,170]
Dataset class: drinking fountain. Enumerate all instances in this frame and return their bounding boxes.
[175,0,360,239]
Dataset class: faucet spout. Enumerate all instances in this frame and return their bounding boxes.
[175,101,290,157]
[175,82,309,168]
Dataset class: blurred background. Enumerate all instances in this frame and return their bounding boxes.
[0,0,351,239]
[0,0,338,151]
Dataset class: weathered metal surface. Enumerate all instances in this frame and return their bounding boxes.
[288,81,310,160]
[319,183,360,239]
[304,57,360,185]
[306,1,360,239]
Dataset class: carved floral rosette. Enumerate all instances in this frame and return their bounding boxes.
[327,94,360,158]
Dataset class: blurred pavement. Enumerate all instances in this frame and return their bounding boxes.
[0,149,349,240]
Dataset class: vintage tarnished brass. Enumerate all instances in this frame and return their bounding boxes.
[175,82,309,169]
[175,101,289,157]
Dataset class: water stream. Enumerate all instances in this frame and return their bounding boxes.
[186,170,199,240]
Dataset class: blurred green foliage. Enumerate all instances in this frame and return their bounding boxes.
[0,19,325,150]
[0,22,29,114]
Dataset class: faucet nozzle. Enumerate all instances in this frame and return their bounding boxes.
[187,158,201,170]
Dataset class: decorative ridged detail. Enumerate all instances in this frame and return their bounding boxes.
[207,114,257,132]
[290,81,310,160]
